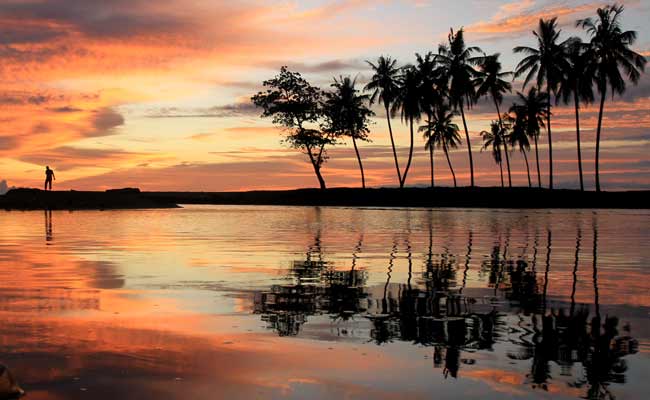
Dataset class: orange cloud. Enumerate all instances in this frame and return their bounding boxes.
[467,1,604,38]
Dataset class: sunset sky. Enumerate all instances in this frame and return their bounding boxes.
[0,0,648,192]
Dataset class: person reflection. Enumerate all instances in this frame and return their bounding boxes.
[44,209,53,242]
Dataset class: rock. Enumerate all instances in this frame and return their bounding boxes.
[0,364,24,399]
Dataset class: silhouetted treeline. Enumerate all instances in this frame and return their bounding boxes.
[252,4,646,192]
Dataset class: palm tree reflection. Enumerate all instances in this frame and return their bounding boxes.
[252,212,638,394]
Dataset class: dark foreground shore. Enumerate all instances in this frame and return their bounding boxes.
[148,187,649,209]
[0,188,179,210]
[2,187,647,210]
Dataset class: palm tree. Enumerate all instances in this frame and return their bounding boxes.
[421,102,462,187]
[475,53,513,187]
[506,111,532,187]
[435,28,482,187]
[509,88,549,188]
[393,66,423,188]
[365,56,403,186]
[578,4,646,192]
[323,76,374,188]
[557,38,595,191]
[416,52,446,188]
[481,121,505,187]
[514,18,572,189]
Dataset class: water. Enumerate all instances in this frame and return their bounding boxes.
[0,206,648,399]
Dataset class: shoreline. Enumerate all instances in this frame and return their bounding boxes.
[1,187,648,210]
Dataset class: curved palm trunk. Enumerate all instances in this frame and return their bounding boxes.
[522,150,532,188]
[385,103,402,187]
[459,102,475,187]
[351,135,366,189]
[444,143,457,188]
[401,117,415,188]
[429,146,435,188]
[573,89,584,191]
[547,88,554,190]
[495,100,512,187]
[533,135,541,188]
[595,85,607,192]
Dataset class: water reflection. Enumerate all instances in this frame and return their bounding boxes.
[0,207,647,399]
[44,210,52,243]
[253,215,641,398]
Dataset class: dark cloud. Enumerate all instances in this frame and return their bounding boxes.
[88,107,125,136]
[0,44,87,65]
[18,146,141,171]
[0,0,190,41]
[49,106,83,113]
[0,135,18,151]
[31,122,51,134]
[145,101,258,119]
[0,24,68,45]
[0,91,66,106]
[259,59,367,74]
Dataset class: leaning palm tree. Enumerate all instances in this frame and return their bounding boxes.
[578,4,646,192]
[481,121,505,187]
[557,38,595,192]
[514,18,572,189]
[435,28,482,187]
[392,66,423,188]
[475,53,513,187]
[323,76,374,188]
[506,112,532,187]
[365,56,403,186]
[421,102,462,187]
[509,88,549,188]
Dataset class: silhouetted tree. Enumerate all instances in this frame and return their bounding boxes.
[393,66,423,188]
[416,52,446,188]
[365,56,403,186]
[252,67,334,189]
[420,102,461,187]
[506,112,533,187]
[509,88,549,188]
[481,121,505,187]
[435,28,482,186]
[514,18,572,189]
[557,38,595,191]
[323,76,374,188]
[475,53,513,186]
[578,4,646,192]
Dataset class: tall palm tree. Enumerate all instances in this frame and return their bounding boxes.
[557,38,595,192]
[323,76,374,188]
[509,88,549,188]
[365,56,403,186]
[393,66,423,188]
[421,102,462,187]
[514,18,572,189]
[578,4,646,192]
[416,52,446,188]
[506,111,532,187]
[481,121,505,187]
[475,53,513,187]
[435,28,482,187]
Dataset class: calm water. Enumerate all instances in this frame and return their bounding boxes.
[0,206,649,399]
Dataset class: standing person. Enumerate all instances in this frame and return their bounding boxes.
[44,166,55,191]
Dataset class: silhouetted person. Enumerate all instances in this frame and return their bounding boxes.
[44,166,55,191]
